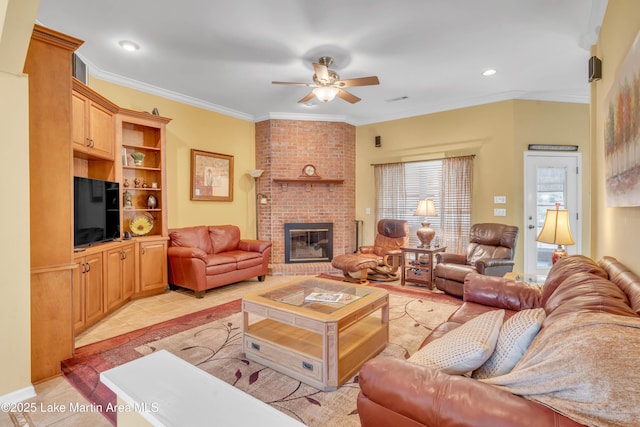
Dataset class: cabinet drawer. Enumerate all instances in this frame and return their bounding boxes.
[244,335,323,381]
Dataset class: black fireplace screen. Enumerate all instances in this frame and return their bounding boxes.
[284,223,333,263]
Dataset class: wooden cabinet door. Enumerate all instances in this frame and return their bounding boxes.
[88,101,114,159]
[72,262,85,334]
[122,243,135,299]
[139,240,168,293]
[71,89,115,160]
[84,253,104,326]
[105,247,124,311]
[71,91,89,151]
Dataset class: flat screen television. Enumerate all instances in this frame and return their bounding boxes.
[74,176,121,247]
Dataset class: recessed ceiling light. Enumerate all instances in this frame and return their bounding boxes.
[119,40,140,52]
[482,69,497,77]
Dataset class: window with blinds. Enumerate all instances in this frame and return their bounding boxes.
[375,157,472,249]
[404,161,443,247]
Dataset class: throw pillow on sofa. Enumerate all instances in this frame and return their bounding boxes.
[408,309,505,375]
[472,308,546,379]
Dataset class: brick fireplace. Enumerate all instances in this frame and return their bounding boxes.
[255,119,356,275]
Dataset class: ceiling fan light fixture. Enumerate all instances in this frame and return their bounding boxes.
[313,86,339,103]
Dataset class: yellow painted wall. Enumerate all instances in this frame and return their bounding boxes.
[513,100,591,254]
[591,0,640,272]
[356,100,589,271]
[89,79,258,236]
[0,71,31,399]
[0,0,39,400]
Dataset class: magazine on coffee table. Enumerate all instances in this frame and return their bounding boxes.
[304,292,344,303]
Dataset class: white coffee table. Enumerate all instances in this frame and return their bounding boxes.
[100,350,305,427]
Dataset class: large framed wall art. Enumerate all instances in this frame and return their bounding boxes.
[190,149,234,201]
[604,32,640,207]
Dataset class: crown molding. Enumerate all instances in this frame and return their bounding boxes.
[79,53,589,127]
[256,112,353,125]
[81,54,254,122]
[353,90,589,126]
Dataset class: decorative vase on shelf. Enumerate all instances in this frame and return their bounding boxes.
[123,191,133,209]
[147,194,157,209]
[130,152,145,166]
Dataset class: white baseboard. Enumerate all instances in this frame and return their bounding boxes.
[0,385,36,404]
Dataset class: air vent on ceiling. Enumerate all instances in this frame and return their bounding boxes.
[385,96,408,103]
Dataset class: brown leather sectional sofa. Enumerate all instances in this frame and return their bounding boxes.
[167,225,271,298]
[357,255,640,427]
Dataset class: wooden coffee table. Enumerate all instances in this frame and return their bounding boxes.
[242,277,389,391]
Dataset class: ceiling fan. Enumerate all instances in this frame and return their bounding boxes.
[272,56,380,104]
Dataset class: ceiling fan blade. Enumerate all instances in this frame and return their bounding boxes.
[335,76,380,88]
[336,89,361,104]
[272,81,315,87]
[297,92,316,103]
[313,63,330,83]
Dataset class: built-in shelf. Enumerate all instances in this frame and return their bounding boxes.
[273,178,344,192]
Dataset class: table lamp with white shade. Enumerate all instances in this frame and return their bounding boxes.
[536,203,575,264]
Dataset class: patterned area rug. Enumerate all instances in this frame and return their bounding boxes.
[62,284,461,426]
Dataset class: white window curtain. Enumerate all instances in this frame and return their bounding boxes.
[373,156,473,249]
[374,162,406,224]
[441,156,474,253]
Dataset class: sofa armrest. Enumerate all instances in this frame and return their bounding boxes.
[357,357,583,427]
[167,246,208,262]
[463,273,542,311]
[475,258,515,276]
[435,252,467,264]
[238,239,272,253]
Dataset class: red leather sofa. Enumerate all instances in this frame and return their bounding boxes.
[167,225,271,298]
[357,255,640,427]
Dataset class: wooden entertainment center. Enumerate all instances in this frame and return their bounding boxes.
[25,25,171,382]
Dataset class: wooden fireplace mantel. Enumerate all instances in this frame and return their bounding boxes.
[273,178,344,192]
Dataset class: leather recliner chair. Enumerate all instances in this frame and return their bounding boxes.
[433,223,519,297]
[357,219,410,281]
[332,218,409,282]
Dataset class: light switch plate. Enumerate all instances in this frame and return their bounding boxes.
[365,207,371,215]
[494,196,506,204]
[494,208,506,217]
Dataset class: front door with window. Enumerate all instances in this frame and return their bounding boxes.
[523,152,581,276]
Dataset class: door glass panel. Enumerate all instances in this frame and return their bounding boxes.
[536,167,567,269]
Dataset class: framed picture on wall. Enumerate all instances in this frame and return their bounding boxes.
[604,32,640,207]
[190,149,234,201]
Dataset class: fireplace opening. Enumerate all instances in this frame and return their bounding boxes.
[284,223,333,263]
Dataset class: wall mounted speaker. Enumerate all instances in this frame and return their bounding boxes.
[375,136,381,148]
[72,53,87,84]
[588,56,602,82]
